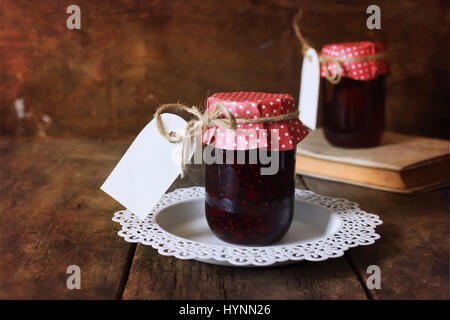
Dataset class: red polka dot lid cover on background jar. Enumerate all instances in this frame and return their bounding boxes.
[320,41,390,81]
[202,92,309,150]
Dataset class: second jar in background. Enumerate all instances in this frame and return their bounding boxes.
[320,42,390,148]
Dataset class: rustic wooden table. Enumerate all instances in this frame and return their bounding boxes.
[0,138,448,299]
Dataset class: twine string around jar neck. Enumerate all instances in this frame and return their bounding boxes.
[292,10,386,84]
[154,102,299,177]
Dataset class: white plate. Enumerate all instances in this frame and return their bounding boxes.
[112,187,382,267]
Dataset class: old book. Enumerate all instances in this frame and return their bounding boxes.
[296,129,449,193]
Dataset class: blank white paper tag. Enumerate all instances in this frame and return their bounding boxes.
[298,47,320,130]
[101,114,189,220]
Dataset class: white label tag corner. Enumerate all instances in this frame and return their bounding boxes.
[100,114,189,220]
[298,47,320,131]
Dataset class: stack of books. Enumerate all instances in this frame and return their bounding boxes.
[296,129,449,193]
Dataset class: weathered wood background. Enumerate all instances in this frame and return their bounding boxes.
[0,0,449,139]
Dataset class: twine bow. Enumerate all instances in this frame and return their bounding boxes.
[154,102,299,177]
[292,10,385,84]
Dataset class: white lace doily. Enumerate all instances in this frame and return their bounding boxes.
[112,187,382,267]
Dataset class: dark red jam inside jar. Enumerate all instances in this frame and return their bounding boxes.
[322,76,386,148]
[205,148,295,245]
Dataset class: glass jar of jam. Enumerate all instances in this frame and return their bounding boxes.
[320,42,390,148]
[202,92,308,245]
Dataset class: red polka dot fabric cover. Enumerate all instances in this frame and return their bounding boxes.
[202,92,309,151]
[320,41,390,81]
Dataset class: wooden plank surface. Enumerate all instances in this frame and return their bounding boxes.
[303,177,449,299]
[0,138,135,299]
[122,245,367,300]
[1,138,448,299]
[122,167,368,300]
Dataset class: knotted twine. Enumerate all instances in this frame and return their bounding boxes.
[292,10,386,84]
[154,102,299,177]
